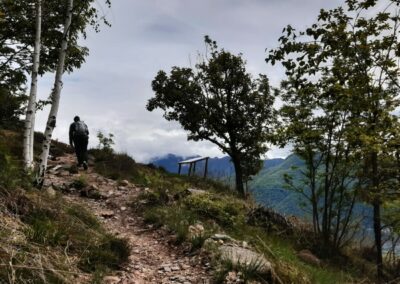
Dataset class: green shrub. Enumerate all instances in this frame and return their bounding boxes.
[190,233,210,252]
[89,149,140,181]
[70,174,88,190]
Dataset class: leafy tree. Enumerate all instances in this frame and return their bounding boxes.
[0,87,26,127]
[0,0,111,170]
[147,37,276,197]
[267,0,400,278]
[268,27,361,255]
[97,131,115,152]
[0,0,105,93]
[36,0,111,186]
[23,0,42,170]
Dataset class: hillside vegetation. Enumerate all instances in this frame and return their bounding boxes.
[0,129,129,283]
[0,127,383,283]
[87,140,380,283]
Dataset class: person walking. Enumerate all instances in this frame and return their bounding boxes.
[69,116,89,170]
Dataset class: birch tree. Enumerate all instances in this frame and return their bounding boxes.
[35,0,111,186]
[36,0,74,186]
[23,0,42,170]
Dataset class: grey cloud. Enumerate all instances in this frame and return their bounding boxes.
[34,0,343,163]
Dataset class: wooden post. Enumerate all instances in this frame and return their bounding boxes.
[188,163,193,176]
[178,163,181,174]
[193,162,197,175]
[204,157,209,178]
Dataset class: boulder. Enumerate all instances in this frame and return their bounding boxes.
[219,245,272,274]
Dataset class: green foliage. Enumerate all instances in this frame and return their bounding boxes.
[89,148,140,181]
[133,159,373,283]
[97,131,115,152]
[0,87,26,127]
[214,257,270,284]
[70,174,88,190]
[20,196,129,273]
[78,235,130,272]
[190,232,210,252]
[267,2,400,270]
[0,132,30,190]
[147,36,276,196]
[0,0,111,95]
[183,193,244,227]
[143,206,196,244]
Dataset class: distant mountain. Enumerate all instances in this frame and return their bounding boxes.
[249,154,311,216]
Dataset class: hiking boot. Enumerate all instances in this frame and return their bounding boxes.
[83,161,88,170]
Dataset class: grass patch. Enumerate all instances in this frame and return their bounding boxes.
[70,174,89,190]
[1,189,130,282]
[182,193,245,227]
[87,135,376,283]
[144,206,197,244]
[78,235,130,272]
[89,149,141,182]
[214,257,271,284]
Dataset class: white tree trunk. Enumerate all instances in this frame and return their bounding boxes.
[36,0,74,186]
[23,0,42,171]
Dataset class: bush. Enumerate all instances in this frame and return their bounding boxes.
[183,193,243,227]
[0,137,29,190]
[89,149,140,181]
[70,175,88,190]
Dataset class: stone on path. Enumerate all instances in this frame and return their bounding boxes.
[219,245,272,273]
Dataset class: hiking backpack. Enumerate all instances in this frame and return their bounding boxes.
[74,121,88,136]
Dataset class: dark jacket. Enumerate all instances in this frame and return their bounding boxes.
[69,121,89,146]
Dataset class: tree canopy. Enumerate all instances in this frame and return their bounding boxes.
[0,0,110,106]
[267,0,400,277]
[147,37,276,197]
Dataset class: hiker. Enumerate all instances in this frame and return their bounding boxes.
[69,116,89,170]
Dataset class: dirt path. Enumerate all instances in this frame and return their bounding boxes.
[43,154,212,284]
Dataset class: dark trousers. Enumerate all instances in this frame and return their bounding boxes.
[73,135,88,166]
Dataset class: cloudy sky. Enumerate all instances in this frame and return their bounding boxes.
[35,0,343,162]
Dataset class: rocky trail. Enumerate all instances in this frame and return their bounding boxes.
[43,154,213,284]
